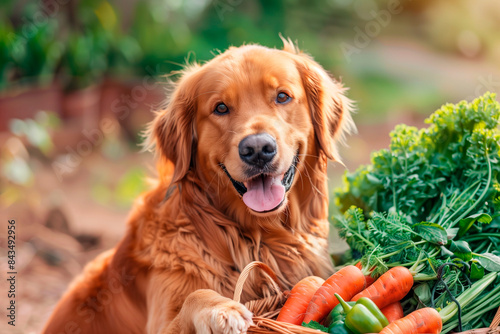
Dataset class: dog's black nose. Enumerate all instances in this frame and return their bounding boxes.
[239,133,277,168]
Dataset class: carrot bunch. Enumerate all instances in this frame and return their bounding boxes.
[380,308,442,334]
[351,266,414,310]
[303,265,366,323]
[276,276,324,325]
[277,265,443,333]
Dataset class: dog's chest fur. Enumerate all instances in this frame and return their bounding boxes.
[132,189,332,304]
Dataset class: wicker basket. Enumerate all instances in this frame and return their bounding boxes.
[453,305,500,334]
[233,261,500,334]
[233,261,326,334]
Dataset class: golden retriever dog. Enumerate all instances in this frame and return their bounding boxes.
[42,38,354,334]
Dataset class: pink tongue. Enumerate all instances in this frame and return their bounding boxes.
[243,175,285,212]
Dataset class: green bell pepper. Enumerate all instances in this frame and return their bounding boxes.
[328,320,352,334]
[334,293,389,334]
[324,301,355,334]
[324,301,355,328]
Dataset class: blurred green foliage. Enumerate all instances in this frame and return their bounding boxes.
[63,30,108,90]
[1,111,146,209]
[115,168,148,206]
[10,5,63,86]
[1,0,499,116]
[9,111,60,155]
[0,20,15,90]
[1,111,60,207]
[90,168,147,207]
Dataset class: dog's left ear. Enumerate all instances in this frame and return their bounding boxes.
[146,65,202,184]
[300,59,355,161]
[284,40,355,161]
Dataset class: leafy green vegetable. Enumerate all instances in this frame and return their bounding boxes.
[449,240,472,262]
[414,283,432,304]
[470,262,485,280]
[414,222,448,244]
[458,213,492,238]
[336,93,500,223]
[474,253,500,272]
[439,272,497,322]
[333,93,500,333]
[302,320,329,332]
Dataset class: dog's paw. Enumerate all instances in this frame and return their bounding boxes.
[209,301,253,334]
[193,298,253,334]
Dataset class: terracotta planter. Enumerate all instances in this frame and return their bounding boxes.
[111,77,166,141]
[100,78,127,119]
[61,84,102,130]
[0,83,62,131]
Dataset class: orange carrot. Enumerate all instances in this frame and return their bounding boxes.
[364,274,376,287]
[277,276,325,325]
[351,266,413,310]
[380,307,443,334]
[303,265,366,324]
[381,302,404,323]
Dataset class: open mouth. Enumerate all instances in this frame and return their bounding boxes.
[220,154,299,213]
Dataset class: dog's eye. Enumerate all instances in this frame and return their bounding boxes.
[276,92,291,104]
[214,103,229,115]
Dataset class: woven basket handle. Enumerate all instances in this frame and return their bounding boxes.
[490,306,500,330]
[233,261,284,304]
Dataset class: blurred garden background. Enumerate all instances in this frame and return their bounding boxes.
[1,0,500,332]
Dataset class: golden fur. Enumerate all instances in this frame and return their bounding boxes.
[42,39,354,334]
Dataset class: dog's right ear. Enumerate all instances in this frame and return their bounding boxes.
[292,57,355,162]
[146,65,202,184]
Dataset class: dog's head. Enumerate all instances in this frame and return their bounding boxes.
[148,39,354,216]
